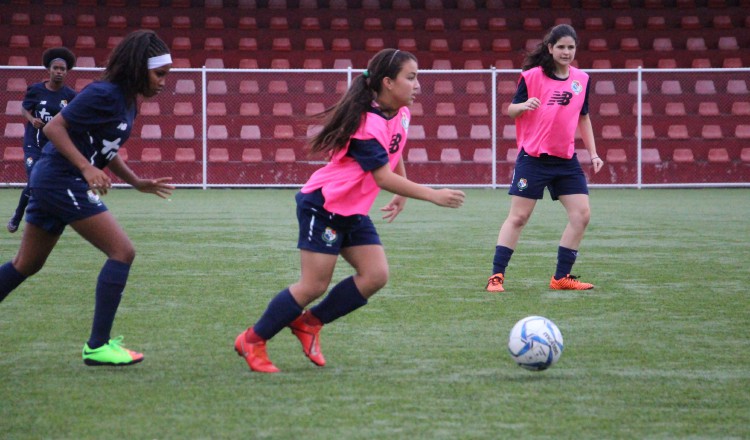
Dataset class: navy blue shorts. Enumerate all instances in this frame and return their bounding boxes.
[25,185,108,235]
[509,149,589,201]
[296,190,381,255]
[23,145,42,178]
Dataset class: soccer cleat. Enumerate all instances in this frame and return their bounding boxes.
[486,273,505,292]
[82,336,144,366]
[7,218,19,233]
[550,274,594,290]
[234,329,280,373]
[289,311,326,367]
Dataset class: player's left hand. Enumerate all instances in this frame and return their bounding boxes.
[134,177,175,199]
[380,195,407,223]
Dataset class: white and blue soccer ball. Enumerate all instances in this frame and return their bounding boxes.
[508,316,564,371]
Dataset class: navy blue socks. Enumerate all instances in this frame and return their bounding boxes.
[310,276,368,324]
[492,245,514,276]
[88,259,131,349]
[0,261,27,302]
[253,288,303,340]
[554,246,578,280]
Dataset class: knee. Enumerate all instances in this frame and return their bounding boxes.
[110,245,136,265]
[507,212,532,229]
[571,207,591,228]
[11,257,44,277]
[359,267,389,294]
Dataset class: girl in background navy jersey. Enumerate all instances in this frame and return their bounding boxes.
[0,30,175,367]
[7,47,77,233]
[486,24,603,293]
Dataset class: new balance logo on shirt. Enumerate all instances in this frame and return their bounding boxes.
[547,91,573,106]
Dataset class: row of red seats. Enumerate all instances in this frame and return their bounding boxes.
[5,0,745,10]
[7,12,748,32]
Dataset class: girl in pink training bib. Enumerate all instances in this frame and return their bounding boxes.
[486,24,604,294]
[235,48,465,373]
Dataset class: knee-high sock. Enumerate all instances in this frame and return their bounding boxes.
[554,246,578,280]
[88,259,130,349]
[0,261,27,302]
[12,186,31,222]
[310,276,368,325]
[252,288,303,341]
[492,245,514,276]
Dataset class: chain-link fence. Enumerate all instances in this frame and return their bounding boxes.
[2,66,748,188]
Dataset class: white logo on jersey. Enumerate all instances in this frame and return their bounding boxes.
[102,137,122,160]
[117,122,128,131]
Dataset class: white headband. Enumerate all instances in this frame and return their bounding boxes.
[148,54,172,69]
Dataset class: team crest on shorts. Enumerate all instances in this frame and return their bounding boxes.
[517,178,528,191]
[86,190,101,204]
[322,227,338,245]
[401,111,410,131]
[25,157,33,167]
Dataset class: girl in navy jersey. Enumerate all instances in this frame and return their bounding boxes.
[235,49,465,373]
[7,47,77,233]
[486,24,604,293]
[0,30,175,366]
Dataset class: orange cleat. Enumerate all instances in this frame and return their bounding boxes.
[486,273,505,292]
[289,311,326,367]
[550,274,594,290]
[234,329,280,373]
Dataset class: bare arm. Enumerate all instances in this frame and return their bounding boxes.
[577,114,603,174]
[43,113,113,194]
[21,107,45,129]
[371,162,464,208]
[508,98,541,119]
[108,155,174,199]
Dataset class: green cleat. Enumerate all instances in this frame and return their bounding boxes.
[82,336,144,366]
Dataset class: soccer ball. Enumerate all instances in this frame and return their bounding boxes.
[508,316,564,371]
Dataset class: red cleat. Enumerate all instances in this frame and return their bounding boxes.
[234,329,280,373]
[289,311,326,367]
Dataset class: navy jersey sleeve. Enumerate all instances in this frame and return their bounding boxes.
[61,83,118,129]
[580,81,591,116]
[21,84,41,111]
[348,138,389,172]
[511,77,528,104]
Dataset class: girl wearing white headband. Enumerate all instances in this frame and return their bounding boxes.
[0,30,175,367]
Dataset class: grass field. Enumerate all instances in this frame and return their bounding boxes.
[1,188,748,439]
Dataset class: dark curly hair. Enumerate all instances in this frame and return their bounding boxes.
[42,47,76,70]
[102,30,170,107]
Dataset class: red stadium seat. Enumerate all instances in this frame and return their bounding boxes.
[239,38,258,51]
[661,80,682,95]
[731,102,750,116]
[272,102,293,116]
[435,102,456,116]
[4,100,22,115]
[407,148,428,163]
[175,80,196,94]
[506,148,518,163]
[686,37,707,51]
[614,16,634,30]
[331,38,352,51]
[698,102,719,116]
[434,81,454,94]
[331,18,350,30]
[460,18,480,31]
[741,148,750,162]
[606,149,627,163]
[268,81,288,94]
[208,148,229,162]
[672,148,694,163]
[727,80,749,94]
[76,14,96,28]
[366,38,385,52]
[642,148,662,163]
[240,125,261,139]
[8,56,28,66]
[701,125,723,139]
[270,17,289,30]
[399,39,418,51]
[7,78,28,92]
[301,17,321,30]
[242,148,262,162]
[175,148,196,162]
[735,125,750,139]
[425,17,445,31]
[437,125,458,140]
[432,59,452,69]
[440,148,461,163]
[273,125,294,139]
[681,16,701,30]
[718,37,739,51]
[409,125,425,140]
[42,35,63,49]
[473,148,493,163]
[140,102,161,116]
[208,80,227,95]
[141,148,162,162]
[599,103,620,116]
[174,125,195,140]
[707,148,730,162]
[108,15,127,28]
[275,148,296,162]
[238,17,257,30]
[141,16,160,28]
[602,125,623,139]
[4,124,24,138]
[140,125,162,139]
[363,18,383,30]
[470,125,491,140]
[489,18,507,31]
[207,102,227,116]
[665,102,686,116]
[272,38,292,51]
[667,125,689,139]
[12,13,31,26]
[172,16,191,29]
[172,37,192,51]
[205,17,224,30]
[173,102,194,116]
[305,38,324,52]
[695,80,717,95]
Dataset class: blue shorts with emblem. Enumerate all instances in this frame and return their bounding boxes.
[296,189,381,255]
[25,185,108,235]
[23,145,42,178]
[509,149,589,201]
